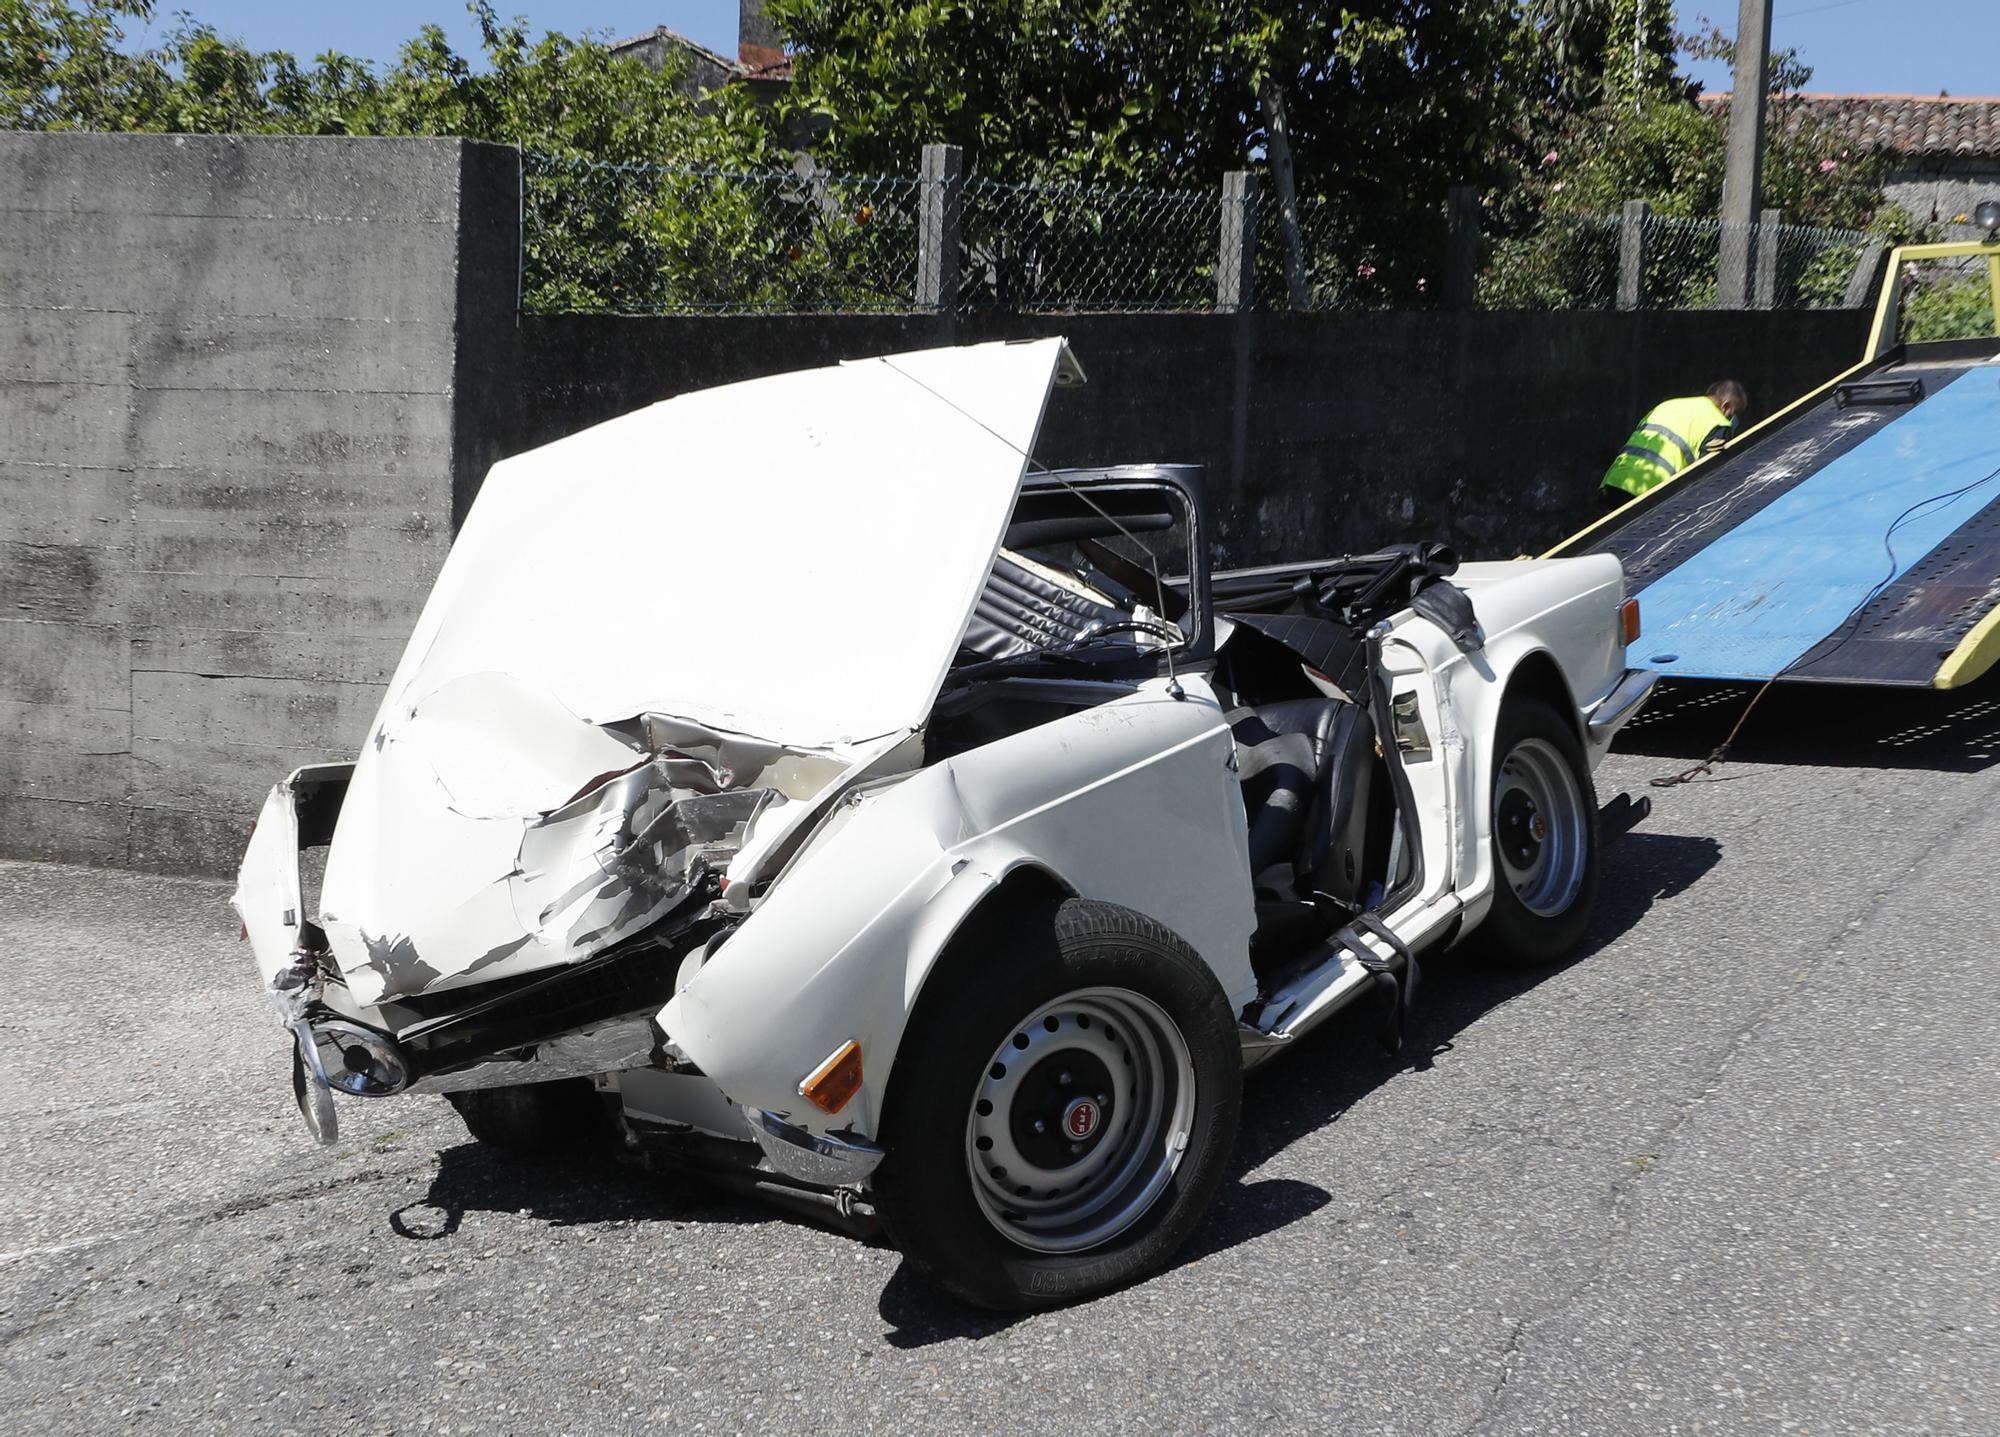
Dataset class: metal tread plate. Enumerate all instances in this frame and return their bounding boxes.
[1787,492,2000,684]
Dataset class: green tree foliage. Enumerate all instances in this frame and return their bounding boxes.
[1481,10,1912,308]
[0,0,829,308]
[1528,20,1887,229]
[2,0,769,157]
[766,0,1545,190]
[3,0,1915,314]
[765,0,1578,305]
[1901,269,1998,342]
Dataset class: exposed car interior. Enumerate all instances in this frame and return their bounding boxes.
[933,468,1411,982]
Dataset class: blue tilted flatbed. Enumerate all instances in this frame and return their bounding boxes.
[1548,334,2000,690]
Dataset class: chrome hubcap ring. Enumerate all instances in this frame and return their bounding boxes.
[965,987,1196,1254]
[1495,735,1587,917]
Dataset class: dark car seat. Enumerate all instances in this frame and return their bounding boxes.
[959,551,1126,662]
[1229,697,1379,954]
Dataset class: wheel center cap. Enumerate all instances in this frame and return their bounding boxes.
[1528,813,1549,843]
[1061,1096,1102,1141]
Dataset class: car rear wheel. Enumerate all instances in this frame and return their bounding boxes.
[873,897,1241,1310]
[1484,696,1599,964]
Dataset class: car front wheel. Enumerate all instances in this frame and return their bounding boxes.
[873,897,1241,1310]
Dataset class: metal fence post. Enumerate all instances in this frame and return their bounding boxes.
[1616,199,1651,310]
[1445,186,1480,310]
[1217,171,1259,314]
[917,143,963,312]
[1842,239,1887,309]
[1753,207,1782,309]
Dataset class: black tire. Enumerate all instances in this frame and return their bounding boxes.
[873,897,1242,1311]
[445,1078,605,1154]
[1484,695,1600,964]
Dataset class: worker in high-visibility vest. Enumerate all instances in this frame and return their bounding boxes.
[1602,380,1747,507]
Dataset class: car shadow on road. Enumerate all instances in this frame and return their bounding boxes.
[389,826,1722,1345]
[1616,674,2000,774]
[1222,826,1721,1179]
[873,825,1724,1347]
[385,1138,775,1243]
[873,1172,1336,1348]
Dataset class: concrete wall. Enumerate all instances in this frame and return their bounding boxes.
[513,306,1870,567]
[1,134,511,874]
[1,132,1872,877]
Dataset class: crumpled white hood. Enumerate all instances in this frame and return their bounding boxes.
[316,338,1071,1005]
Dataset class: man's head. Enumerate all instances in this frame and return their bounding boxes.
[1707,379,1748,421]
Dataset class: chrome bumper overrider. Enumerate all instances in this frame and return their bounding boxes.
[743,1106,885,1187]
[1588,668,1659,742]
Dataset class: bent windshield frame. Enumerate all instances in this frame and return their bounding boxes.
[1007,465,1213,665]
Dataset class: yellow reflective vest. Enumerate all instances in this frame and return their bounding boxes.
[1602,395,1734,498]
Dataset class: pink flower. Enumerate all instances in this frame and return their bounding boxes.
[1541,149,1559,165]
[1417,276,1429,293]
[1819,158,1838,173]
[1356,261,1376,278]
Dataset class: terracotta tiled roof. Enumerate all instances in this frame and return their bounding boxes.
[1701,92,2000,158]
[738,41,791,80]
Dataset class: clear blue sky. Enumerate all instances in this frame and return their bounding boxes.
[116,2,744,64]
[120,1,1998,99]
[1674,0,1997,96]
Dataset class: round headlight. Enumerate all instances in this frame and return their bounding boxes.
[311,1021,411,1096]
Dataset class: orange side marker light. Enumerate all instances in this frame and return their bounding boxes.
[799,1039,864,1115]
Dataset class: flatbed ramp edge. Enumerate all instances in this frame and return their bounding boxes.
[1545,338,2000,689]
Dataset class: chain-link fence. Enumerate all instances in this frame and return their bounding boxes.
[955,179,1221,311]
[521,152,921,313]
[1480,215,1622,309]
[1481,212,1870,311]
[1251,195,1455,310]
[1762,221,1875,308]
[520,150,1886,318]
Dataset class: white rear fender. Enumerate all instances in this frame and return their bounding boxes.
[1400,561,1625,921]
[661,677,1258,1140]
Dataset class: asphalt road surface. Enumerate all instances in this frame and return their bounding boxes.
[3,678,1996,1436]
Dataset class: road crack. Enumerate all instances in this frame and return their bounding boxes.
[0,1160,426,1350]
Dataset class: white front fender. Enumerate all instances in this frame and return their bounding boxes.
[661,678,1257,1142]
[231,762,353,995]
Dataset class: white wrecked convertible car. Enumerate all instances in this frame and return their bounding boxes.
[234,338,1656,1309]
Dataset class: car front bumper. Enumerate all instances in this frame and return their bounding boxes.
[1587,668,1659,745]
[743,1106,886,1187]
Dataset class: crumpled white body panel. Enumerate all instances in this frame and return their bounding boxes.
[316,338,1070,1005]
[661,675,1259,1137]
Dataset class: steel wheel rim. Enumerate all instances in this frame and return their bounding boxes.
[1494,736,1587,917]
[964,986,1196,1255]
